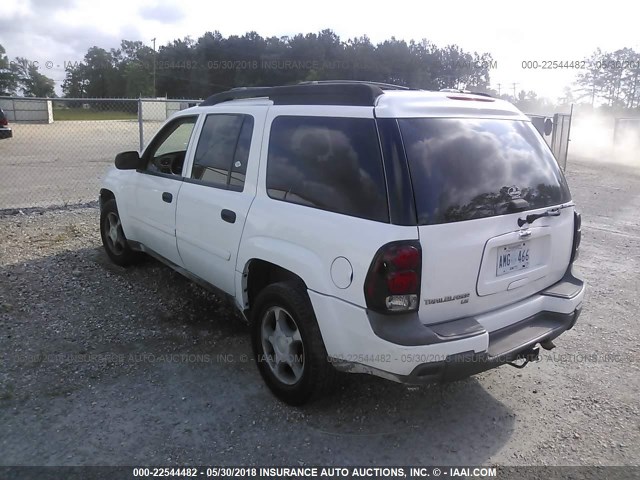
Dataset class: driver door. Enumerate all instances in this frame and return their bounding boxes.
[130,115,198,266]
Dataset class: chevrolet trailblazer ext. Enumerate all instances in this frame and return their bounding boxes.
[99,82,585,405]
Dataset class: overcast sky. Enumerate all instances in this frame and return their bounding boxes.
[1,0,638,99]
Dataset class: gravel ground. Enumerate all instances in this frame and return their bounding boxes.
[0,157,638,467]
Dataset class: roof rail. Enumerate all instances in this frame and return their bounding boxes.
[297,80,410,90]
[200,83,387,107]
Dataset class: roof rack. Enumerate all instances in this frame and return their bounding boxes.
[200,82,399,107]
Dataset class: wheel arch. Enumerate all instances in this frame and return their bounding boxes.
[99,188,115,209]
[240,258,309,314]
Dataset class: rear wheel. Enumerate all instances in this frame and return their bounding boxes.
[251,281,336,405]
[100,199,140,267]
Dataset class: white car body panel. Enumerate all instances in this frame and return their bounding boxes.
[375,90,529,120]
[416,204,574,324]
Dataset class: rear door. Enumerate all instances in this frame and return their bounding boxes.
[176,107,266,296]
[398,118,574,325]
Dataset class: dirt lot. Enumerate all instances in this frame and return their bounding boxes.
[0,157,638,467]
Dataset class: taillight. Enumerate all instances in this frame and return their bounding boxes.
[570,211,581,263]
[0,118,7,126]
[364,241,421,313]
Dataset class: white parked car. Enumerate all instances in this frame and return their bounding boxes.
[100,82,585,405]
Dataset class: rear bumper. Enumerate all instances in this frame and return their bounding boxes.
[397,307,581,384]
[0,127,12,139]
[309,266,585,382]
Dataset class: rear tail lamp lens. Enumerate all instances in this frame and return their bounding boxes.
[364,241,422,313]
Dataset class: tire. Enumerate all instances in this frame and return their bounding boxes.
[100,199,140,267]
[251,281,336,405]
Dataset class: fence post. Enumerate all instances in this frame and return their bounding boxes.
[137,97,144,152]
[564,104,573,171]
[551,113,559,158]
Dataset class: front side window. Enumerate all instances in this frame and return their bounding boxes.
[191,114,254,190]
[145,116,197,176]
[399,118,572,225]
[266,116,389,222]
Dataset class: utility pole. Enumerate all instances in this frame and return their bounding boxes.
[151,37,157,98]
[512,82,518,100]
[497,83,501,96]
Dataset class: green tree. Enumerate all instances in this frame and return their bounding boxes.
[617,47,640,108]
[0,44,18,96]
[575,49,606,106]
[62,63,87,98]
[574,47,640,109]
[81,47,119,97]
[13,57,56,97]
[118,40,155,97]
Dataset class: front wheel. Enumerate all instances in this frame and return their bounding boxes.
[251,281,336,405]
[100,199,140,267]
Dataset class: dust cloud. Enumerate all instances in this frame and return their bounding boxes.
[569,113,640,166]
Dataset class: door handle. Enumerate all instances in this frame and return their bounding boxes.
[221,209,236,224]
[162,192,173,203]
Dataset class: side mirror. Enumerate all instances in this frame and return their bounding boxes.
[115,151,142,170]
[544,118,553,136]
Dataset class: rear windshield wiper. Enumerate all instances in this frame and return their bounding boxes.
[518,208,561,227]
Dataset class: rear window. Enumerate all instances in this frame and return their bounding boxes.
[399,118,571,225]
[266,116,389,222]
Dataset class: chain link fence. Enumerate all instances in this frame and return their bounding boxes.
[0,97,200,210]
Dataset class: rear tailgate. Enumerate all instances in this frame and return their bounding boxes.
[418,206,574,324]
[398,117,574,325]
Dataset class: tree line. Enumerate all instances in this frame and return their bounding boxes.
[2,32,640,115]
[0,31,496,99]
[575,47,640,108]
[64,30,496,99]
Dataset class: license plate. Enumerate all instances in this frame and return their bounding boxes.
[496,242,530,276]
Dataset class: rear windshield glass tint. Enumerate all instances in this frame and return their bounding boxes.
[399,118,571,225]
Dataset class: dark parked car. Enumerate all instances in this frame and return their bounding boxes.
[0,107,13,140]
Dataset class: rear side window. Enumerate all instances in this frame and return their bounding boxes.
[191,114,254,190]
[399,118,572,225]
[266,116,389,222]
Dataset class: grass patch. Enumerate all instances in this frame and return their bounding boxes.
[53,108,137,121]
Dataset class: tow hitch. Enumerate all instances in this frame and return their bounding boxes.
[507,346,540,369]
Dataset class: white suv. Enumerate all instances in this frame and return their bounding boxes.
[99,82,585,405]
